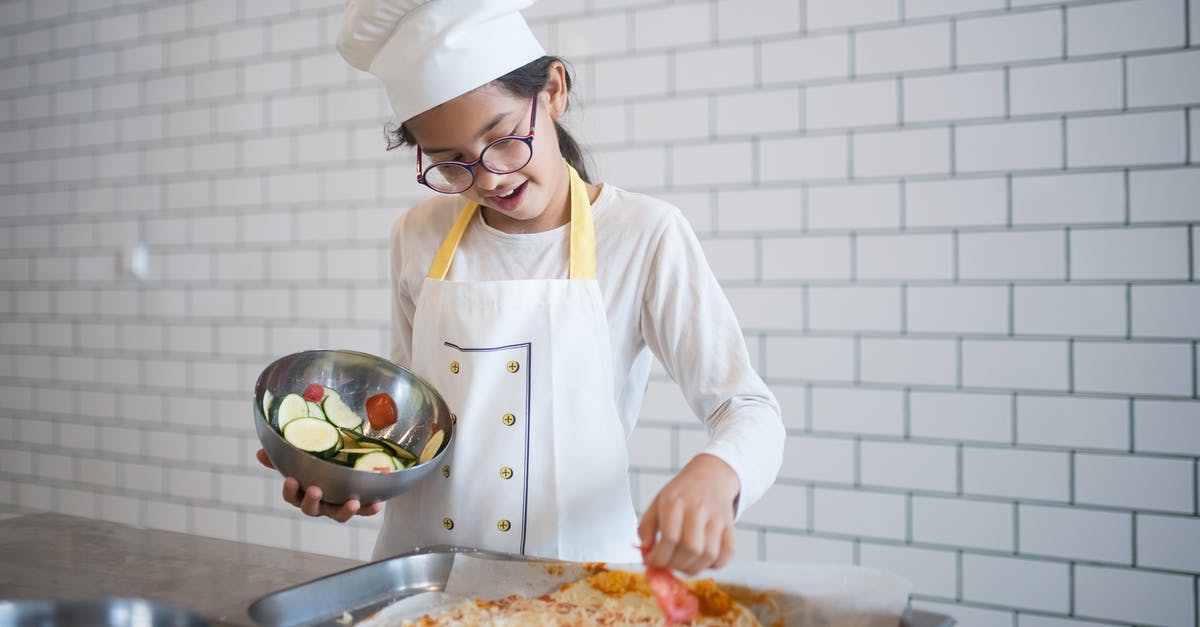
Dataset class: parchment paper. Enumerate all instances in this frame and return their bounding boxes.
[358,553,913,627]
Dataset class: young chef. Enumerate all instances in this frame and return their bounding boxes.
[257,0,784,575]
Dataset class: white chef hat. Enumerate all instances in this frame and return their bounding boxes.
[336,0,547,125]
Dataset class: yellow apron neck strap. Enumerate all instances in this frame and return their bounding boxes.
[425,162,596,280]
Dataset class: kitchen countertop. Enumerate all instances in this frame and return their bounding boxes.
[0,512,363,626]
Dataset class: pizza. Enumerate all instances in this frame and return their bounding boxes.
[392,569,763,626]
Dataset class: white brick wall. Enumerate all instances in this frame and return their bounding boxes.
[2,2,1196,625]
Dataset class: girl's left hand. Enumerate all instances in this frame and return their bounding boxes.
[637,453,741,576]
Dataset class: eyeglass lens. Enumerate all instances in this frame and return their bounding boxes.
[424,138,532,193]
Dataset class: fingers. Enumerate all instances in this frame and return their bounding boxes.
[300,485,324,517]
[713,524,736,570]
[256,449,275,469]
[645,496,684,569]
[282,476,303,507]
[280,477,383,521]
[637,496,660,553]
[675,506,721,576]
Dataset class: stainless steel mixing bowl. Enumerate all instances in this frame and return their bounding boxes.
[253,349,454,504]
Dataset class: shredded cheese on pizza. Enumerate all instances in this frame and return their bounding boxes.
[384,569,762,626]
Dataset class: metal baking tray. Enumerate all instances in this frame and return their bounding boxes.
[247,545,954,627]
[0,598,211,627]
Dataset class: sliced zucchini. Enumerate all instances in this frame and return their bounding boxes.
[323,393,364,431]
[379,439,416,462]
[283,417,341,458]
[261,390,274,421]
[306,400,327,421]
[275,393,309,430]
[354,450,398,472]
[418,430,445,465]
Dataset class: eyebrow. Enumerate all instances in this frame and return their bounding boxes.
[420,110,516,155]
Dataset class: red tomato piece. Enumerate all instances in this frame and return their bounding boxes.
[302,383,324,403]
[365,392,398,430]
[640,545,699,625]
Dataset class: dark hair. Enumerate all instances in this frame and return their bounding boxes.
[385,56,593,183]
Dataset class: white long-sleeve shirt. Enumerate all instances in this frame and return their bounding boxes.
[389,182,785,516]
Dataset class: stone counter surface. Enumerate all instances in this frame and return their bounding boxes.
[0,512,363,626]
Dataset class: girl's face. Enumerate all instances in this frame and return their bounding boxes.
[405,75,571,235]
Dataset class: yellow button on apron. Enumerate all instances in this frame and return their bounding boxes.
[506,360,519,373]
[499,466,513,480]
[442,517,454,530]
[442,465,450,478]
[497,519,511,532]
[450,361,459,374]
[502,413,516,426]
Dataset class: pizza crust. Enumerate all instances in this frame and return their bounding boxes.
[392,569,762,626]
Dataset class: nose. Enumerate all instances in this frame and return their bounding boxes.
[471,163,505,192]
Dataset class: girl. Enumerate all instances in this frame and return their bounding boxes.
[258,0,784,576]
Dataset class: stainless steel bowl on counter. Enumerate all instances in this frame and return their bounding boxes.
[0,598,210,627]
[253,349,454,504]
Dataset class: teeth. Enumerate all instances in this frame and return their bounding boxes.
[498,189,515,198]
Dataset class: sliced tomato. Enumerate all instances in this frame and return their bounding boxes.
[302,383,324,403]
[365,392,398,430]
[640,545,698,625]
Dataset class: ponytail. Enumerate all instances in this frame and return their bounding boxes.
[385,56,594,183]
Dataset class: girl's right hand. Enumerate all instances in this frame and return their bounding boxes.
[255,449,384,523]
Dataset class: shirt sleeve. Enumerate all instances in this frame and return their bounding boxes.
[639,210,785,518]
[389,211,417,369]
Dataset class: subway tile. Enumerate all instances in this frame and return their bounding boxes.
[905,69,1005,123]
[806,80,896,130]
[673,44,755,92]
[673,142,753,187]
[1134,399,1200,456]
[811,387,904,436]
[861,338,957,387]
[1070,227,1190,281]
[1068,111,1187,169]
[1014,285,1126,337]
[1011,59,1123,116]
[1136,513,1200,572]
[634,3,709,50]
[963,340,1069,391]
[1017,395,1130,451]
[763,533,854,564]
[1132,284,1200,338]
[716,0,800,40]
[1075,565,1195,626]
[960,230,1066,280]
[912,496,1014,551]
[956,119,1061,173]
[556,12,627,59]
[808,286,901,332]
[911,391,1012,443]
[1068,0,1186,56]
[856,233,954,280]
[715,188,804,233]
[1074,341,1193,397]
[592,54,669,100]
[740,483,806,529]
[715,89,801,137]
[1129,168,1200,223]
[1013,171,1125,226]
[855,22,951,75]
[765,337,855,382]
[963,553,1069,613]
[632,97,709,143]
[813,488,906,540]
[759,135,849,182]
[762,235,851,280]
[957,9,1061,66]
[779,435,854,483]
[963,447,1070,501]
[1020,504,1132,563]
[853,127,951,178]
[1075,453,1194,513]
[861,440,957,492]
[761,34,849,83]
[907,286,1009,334]
[807,0,899,29]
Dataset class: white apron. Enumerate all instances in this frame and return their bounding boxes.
[374,165,641,563]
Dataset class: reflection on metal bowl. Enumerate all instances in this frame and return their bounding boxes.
[0,598,210,627]
[253,349,454,504]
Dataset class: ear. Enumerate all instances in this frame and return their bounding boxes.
[543,60,569,120]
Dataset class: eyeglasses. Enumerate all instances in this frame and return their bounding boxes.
[416,98,538,194]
